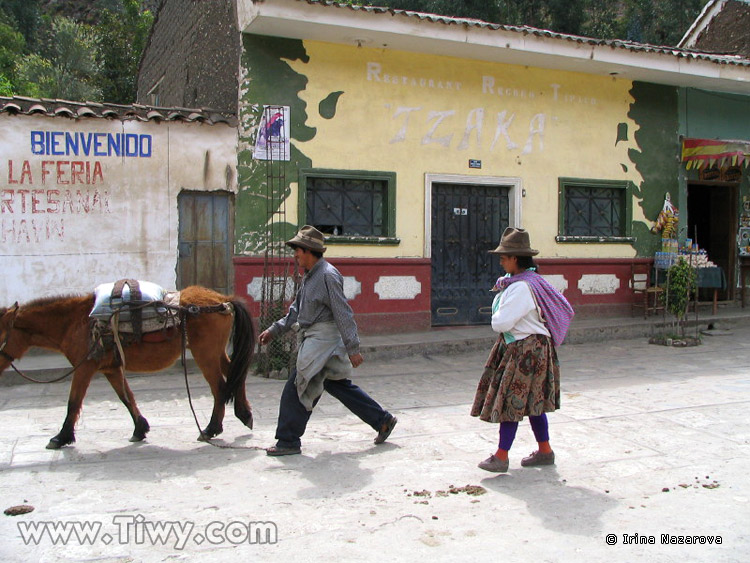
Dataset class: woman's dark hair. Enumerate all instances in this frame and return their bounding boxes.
[516,255,539,272]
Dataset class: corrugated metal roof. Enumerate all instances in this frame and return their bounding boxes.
[296,0,750,67]
[0,96,238,125]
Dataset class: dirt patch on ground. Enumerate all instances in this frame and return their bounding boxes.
[406,485,487,501]
[649,336,701,347]
[4,504,34,516]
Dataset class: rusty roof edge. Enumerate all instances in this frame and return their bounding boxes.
[295,0,750,67]
[0,96,238,125]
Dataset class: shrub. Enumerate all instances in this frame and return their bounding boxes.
[662,257,696,336]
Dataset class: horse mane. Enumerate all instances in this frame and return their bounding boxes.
[22,293,93,311]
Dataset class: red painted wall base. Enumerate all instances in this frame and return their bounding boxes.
[234,256,652,334]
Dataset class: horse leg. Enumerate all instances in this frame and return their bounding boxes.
[47,364,97,449]
[225,353,253,430]
[103,368,150,443]
[191,356,226,441]
[201,372,225,441]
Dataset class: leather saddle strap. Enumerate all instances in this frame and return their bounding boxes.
[112,279,143,341]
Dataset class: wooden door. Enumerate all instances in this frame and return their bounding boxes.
[177,191,233,295]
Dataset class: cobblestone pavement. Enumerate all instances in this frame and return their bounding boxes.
[1,323,749,561]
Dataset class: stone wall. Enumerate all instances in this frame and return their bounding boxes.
[137,0,240,112]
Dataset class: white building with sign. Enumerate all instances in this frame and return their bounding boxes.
[0,98,238,304]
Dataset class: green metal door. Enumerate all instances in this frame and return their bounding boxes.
[431,183,509,326]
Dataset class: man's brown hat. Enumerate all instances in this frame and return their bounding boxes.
[286,225,327,253]
[489,227,539,256]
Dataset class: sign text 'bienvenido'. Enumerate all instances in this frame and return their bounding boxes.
[30,131,153,158]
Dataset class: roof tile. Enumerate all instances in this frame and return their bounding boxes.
[297,0,750,67]
[0,96,237,126]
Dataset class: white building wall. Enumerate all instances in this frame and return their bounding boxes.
[0,114,237,304]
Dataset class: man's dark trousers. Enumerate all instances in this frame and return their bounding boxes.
[274,368,390,448]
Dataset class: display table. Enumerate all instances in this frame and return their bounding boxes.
[654,265,725,315]
[695,266,726,315]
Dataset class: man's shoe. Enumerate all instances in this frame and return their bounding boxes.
[520,450,555,467]
[478,455,509,473]
[374,415,398,444]
[266,445,301,456]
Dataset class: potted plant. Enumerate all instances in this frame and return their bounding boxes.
[656,257,699,346]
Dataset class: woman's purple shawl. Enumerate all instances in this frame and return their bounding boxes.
[497,270,575,347]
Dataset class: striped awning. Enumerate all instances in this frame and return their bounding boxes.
[682,138,750,169]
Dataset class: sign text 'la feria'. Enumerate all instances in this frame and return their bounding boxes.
[7,160,104,185]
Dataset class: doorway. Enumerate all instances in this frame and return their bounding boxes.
[177,191,233,295]
[687,182,738,300]
[430,182,512,326]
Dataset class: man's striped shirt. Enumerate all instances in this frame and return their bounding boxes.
[268,258,360,355]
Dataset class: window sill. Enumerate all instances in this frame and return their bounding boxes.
[556,236,635,244]
[326,236,401,245]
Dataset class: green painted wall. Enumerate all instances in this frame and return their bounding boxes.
[627,82,681,257]
[681,89,750,140]
[679,88,750,223]
[236,35,316,254]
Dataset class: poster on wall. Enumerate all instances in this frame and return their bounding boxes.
[253,105,290,161]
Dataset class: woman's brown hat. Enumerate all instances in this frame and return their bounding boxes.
[286,225,327,253]
[489,227,539,256]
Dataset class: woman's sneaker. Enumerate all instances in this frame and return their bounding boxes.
[520,450,555,467]
[478,455,509,473]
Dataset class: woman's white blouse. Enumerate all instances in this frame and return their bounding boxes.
[491,282,550,342]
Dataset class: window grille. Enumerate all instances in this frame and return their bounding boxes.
[299,169,397,243]
[307,176,386,236]
[557,178,633,242]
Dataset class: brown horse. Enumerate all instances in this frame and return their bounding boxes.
[0,285,256,449]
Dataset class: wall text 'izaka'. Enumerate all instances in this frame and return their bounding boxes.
[385,106,546,155]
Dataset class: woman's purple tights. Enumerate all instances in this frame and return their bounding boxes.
[498,413,549,450]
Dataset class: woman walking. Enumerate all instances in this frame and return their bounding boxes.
[471,228,574,473]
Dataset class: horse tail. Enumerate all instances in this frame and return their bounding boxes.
[222,300,256,405]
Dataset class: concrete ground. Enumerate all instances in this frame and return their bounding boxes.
[0,315,749,561]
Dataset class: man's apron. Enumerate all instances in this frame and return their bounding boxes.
[295,322,352,411]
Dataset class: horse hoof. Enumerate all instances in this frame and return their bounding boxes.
[197,432,211,442]
[235,404,254,430]
[131,416,150,442]
[236,411,253,430]
[46,436,74,449]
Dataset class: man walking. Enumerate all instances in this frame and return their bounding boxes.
[259,225,398,456]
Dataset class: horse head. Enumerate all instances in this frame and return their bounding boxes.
[0,302,19,334]
[0,303,20,367]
